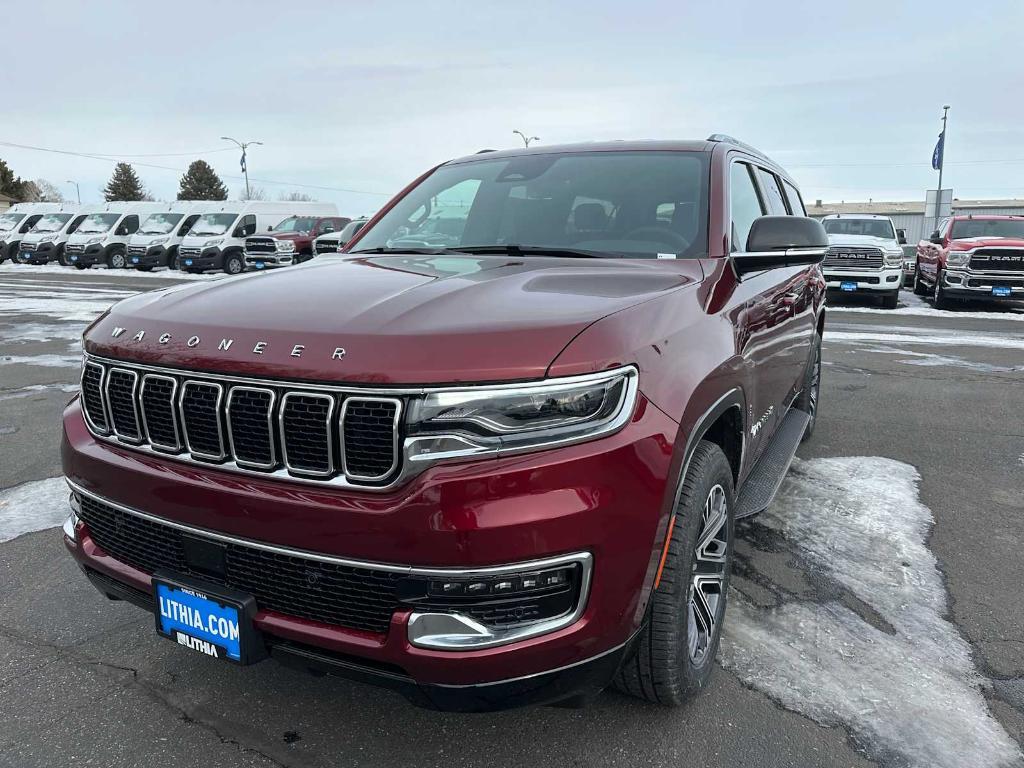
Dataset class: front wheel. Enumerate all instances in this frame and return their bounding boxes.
[932,269,952,310]
[74,263,87,270]
[795,331,822,441]
[222,252,244,275]
[912,265,928,296]
[57,245,70,266]
[107,248,127,269]
[613,441,735,705]
[881,290,899,309]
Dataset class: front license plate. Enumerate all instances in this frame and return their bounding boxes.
[70,255,78,261]
[255,262,265,269]
[154,575,258,664]
[131,257,139,264]
[184,258,193,266]
[993,286,1012,297]
[841,281,857,292]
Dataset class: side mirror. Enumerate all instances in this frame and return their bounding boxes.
[896,228,907,245]
[267,225,273,231]
[929,231,943,245]
[734,216,828,275]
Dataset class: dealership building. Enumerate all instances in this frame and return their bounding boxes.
[805,198,1024,245]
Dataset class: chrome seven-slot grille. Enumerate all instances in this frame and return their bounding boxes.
[822,246,884,270]
[81,359,402,486]
[969,249,1024,273]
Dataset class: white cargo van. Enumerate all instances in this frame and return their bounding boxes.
[177,201,338,274]
[0,202,62,263]
[126,201,220,271]
[65,202,169,269]
[17,204,85,265]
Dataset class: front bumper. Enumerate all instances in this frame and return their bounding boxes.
[0,239,20,261]
[18,241,57,264]
[61,394,675,708]
[244,251,294,269]
[67,244,106,266]
[127,245,170,268]
[824,268,903,293]
[941,268,1024,300]
[178,247,221,270]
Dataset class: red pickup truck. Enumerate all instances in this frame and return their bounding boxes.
[914,215,1024,307]
[243,215,350,269]
[62,136,827,711]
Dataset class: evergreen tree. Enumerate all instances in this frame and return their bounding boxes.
[0,158,29,202]
[177,160,228,201]
[103,162,147,201]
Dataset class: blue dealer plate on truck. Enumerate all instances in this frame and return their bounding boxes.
[153,573,262,664]
[841,281,857,292]
[993,286,1012,297]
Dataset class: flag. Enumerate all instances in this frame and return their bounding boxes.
[931,132,944,171]
[240,150,247,174]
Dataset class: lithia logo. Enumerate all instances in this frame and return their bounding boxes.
[109,327,346,360]
[750,405,775,438]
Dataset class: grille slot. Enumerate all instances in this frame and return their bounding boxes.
[180,381,225,460]
[76,494,401,634]
[106,368,141,441]
[227,387,276,469]
[81,362,109,434]
[342,398,401,480]
[140,375,180,451]
[281,393,335,476]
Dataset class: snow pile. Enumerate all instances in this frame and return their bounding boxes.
[0,263,220,281]
[720,457,1021,768]
[0,477,71,543]
[830,292,1024,320]
[826,329,1024,351]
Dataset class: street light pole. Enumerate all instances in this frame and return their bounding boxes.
[513,130,539,148]
[933,105,950,233]
[220,136,263,199]
[65,180,80,204]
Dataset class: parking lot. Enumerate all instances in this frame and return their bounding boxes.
[1,263,1022,768]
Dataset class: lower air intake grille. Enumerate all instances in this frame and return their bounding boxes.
[181,381,224,459]
[343,399,400,479]
[76,494,401,634]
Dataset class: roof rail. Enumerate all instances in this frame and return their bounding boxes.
[706,133,773,164]
[475,149,497,154]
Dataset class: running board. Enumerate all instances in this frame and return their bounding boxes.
[735,408,810,519]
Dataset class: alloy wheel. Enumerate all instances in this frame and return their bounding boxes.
[687,484,729,665]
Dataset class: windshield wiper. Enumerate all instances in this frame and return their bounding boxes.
[350,246,457,255]
[449,245,612,259]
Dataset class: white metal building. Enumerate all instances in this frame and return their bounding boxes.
[805,198,1024,245]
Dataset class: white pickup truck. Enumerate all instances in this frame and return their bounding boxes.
[820,214,906,309]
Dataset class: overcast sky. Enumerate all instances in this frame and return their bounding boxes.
[6,0,1024,213]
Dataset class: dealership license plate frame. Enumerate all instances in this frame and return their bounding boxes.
[152,571,264,665]
[992,285,1012,297]
[840,281,857,292]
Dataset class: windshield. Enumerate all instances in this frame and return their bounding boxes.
[31,213,73,232]
[139,212,184,235]
[823,218,896,239]
[352,151,710,259]
[190,213,239,236]
[272,216,317,233]
[0,213,24,232]
[951,219,1024,240]
[76,213,120,234]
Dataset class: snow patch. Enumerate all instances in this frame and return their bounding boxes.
[830,292,1024,320]
[0,263,220,281]
[0,383,79,402]
[826,330,1024,351]
[0,477,70,543]
[720,457,1021,768]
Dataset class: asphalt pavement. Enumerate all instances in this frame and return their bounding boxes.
[1,263,1022,768]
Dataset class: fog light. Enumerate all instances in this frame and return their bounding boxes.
[403,554,592,650]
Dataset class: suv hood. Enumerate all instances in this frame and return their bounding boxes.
[949,236,1024,250]
[826,234,898,249]
[84,254,702,384]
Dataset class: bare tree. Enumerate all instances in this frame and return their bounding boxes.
[24,179,65,202]
[278,191,316,202]
[239,186,267,201]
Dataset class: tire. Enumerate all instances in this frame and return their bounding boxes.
[912,265,928,296]
[222,252,244,275]
[167,248,179,271]
[74,263,87,270]
[613,441,735,705]
[881,290,899,309]
[136,266,153,272]
[107,248,127,269]
[795,331,822,441]
[932,269,952,310]
[57,245,70,267]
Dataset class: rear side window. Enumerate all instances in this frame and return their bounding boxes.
[756,169,788,215]
[730,162,765,252]
[782,181,805,215]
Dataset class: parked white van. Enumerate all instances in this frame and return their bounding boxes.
[65,202,170,269]
[17,203,86,264]
[0,202,63,263]
[126,201,220,271]
[177,201,338,274]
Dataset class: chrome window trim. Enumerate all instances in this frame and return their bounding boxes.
[80,361,110,436]
[226,386,277,470]
[340,396,403,482]
[67,478,591,577]
[178,380,226,461]
[279,391,336,478]
[104,367,142,444]
[139,374,181,453]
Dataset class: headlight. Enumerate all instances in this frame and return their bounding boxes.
[947,250,971,267]
[147,236,169,246]
[40,233,60,243]
[405,366,638,461]
[85,237,103,246]
[204,238,223,248]
[883,248,903,267]
[276,240,296,252]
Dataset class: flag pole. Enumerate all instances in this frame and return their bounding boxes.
[933,105,950,233]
